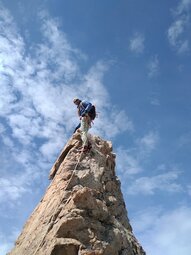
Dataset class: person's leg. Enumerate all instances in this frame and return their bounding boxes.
[73,123,81,133]
[80,116,89,147]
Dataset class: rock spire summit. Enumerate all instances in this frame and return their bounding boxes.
[8,131,145,255]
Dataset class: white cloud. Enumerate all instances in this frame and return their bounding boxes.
[0,229,19,255]
[176,0,191,15]
[116,130,183,197]
[133,206,191,255]
[127,170,182,195]
[0,6,135,251]
[2,136,14,148]
[0,76,17,115]
[0,239,12,255]
[147,55,159,78]
[0,4,133,208]
[168,0,191,53]
[168,19,186,46]
[150,97,160,106]
[0,177,27,203]
[0,4,136,252]
[116,131,159,181]
[0,145,50,207]
[168,18,189,53]
[178,39,189,53]
[0,6,132,146]
[137,131,159,152]
[0,123,6,133]
[187,184,191,196]
[117,147,143,176]
[177,131,191,147]
[93,108,133,140]
[129,32,145,54]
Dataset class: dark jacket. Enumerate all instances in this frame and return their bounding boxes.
[78,100,92,117]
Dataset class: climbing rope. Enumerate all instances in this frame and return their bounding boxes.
[64,146,84,190]
[33,145,85,255]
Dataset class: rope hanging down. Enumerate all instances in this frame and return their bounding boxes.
[33,146,85,255]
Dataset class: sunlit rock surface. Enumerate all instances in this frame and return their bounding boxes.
[8,131,145,255]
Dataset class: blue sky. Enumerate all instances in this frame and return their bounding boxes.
[0,0,191,254]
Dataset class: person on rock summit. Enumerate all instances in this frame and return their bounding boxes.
[73,98,96,152]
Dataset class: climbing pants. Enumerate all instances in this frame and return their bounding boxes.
[80,116,91,146]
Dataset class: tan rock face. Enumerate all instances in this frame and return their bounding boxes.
[8,131,145,255]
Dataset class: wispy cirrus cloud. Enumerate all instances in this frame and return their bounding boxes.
[116,131,159,178]
[132,206,191,255]
[117,132,183,197]
[127,170,182,195]
[175,0,191,15]
[0,5,132,207]
[0,229,19,255]
[129,32,145,54]
[137,131,159,152]
[168,18,189,53]
[117,148,143,176]
[150,95,160,106]
[0,178,27,203]
[187,184,191,196]
[147,55,160,78]
[0,6,133,252]
[168,0,191,53]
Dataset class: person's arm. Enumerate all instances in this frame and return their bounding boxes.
[77,107,80,116]
[81,101,92,116]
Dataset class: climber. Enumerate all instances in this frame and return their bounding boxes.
[73,98,95,152]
